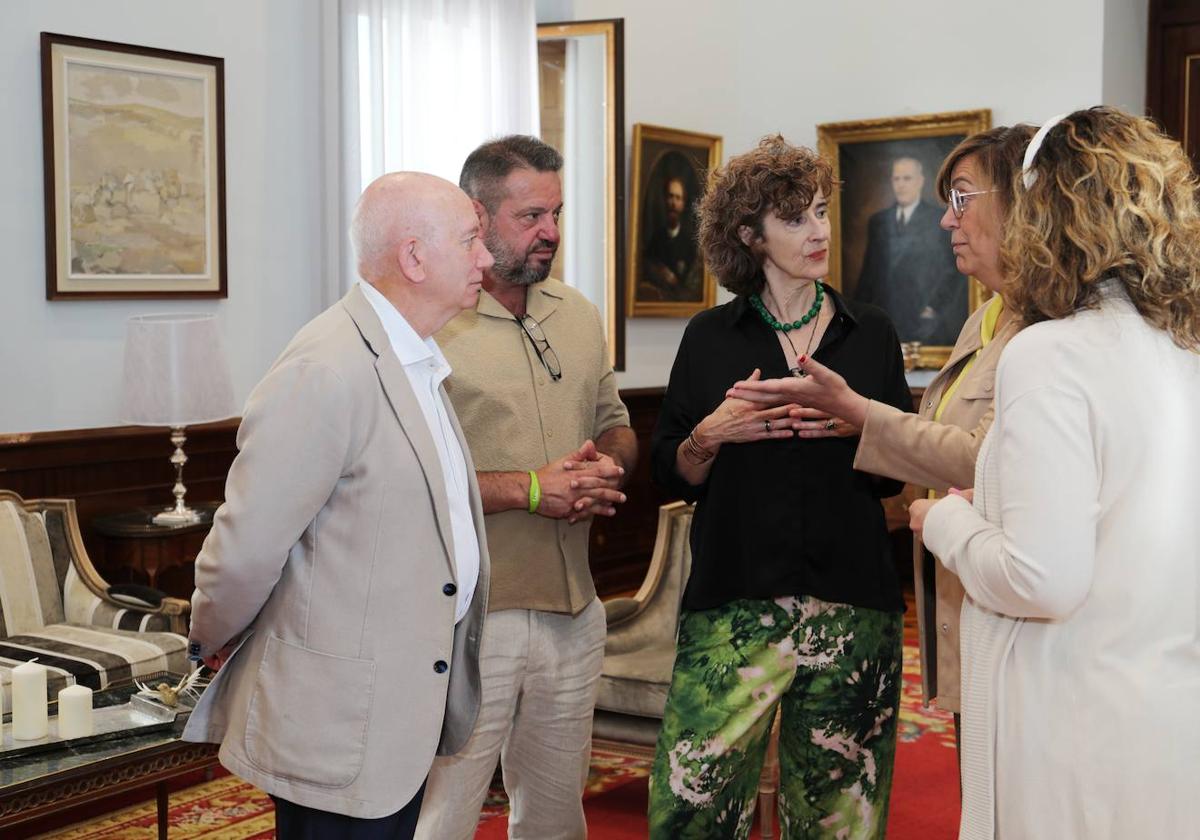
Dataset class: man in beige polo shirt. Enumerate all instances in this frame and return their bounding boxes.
[415,136,636,840]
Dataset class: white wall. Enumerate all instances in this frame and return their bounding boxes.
[0,1,1149,433]
[0,0,324,434]
[537,0,1146,389]
[1103,0,1149,114]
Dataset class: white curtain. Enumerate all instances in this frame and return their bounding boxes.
[325,0,540,301]
[558,36,607,306]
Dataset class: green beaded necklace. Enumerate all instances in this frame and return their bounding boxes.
[749,283,824,332]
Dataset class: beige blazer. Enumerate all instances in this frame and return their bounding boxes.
[853,300,1020,711]
[183,286,490,819]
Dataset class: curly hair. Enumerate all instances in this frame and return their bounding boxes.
[935,124,1036,216]
[1002,106,1200,351]
[698,135,835,296]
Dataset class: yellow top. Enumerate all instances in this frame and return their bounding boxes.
[927,294,1004,500]
[934,294,1005,423]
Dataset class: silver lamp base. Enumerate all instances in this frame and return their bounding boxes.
[152,506,203,527]
[153,426,201,528]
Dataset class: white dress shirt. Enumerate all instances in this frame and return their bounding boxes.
[896,199,919,225]
[359,280,479,622]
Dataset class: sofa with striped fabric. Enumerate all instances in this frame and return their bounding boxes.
[0,490,191,709]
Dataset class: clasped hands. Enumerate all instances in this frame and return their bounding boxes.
[537,439,627,525]
[720,358,865,439]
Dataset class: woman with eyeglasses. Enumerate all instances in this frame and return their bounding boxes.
[909,106,1200,839]
[647,135,913,838]
[728,125,1035,741]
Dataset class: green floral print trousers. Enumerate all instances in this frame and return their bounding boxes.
[648,595,903,839]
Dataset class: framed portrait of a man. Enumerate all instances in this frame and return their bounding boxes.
[817,110,991,367]
[627,123,721,317]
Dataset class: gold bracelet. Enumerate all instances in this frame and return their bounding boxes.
[683,431,715,465]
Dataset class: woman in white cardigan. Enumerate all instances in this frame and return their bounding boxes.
[910,106,1200,840]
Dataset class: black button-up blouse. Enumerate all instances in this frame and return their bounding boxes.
[651,283,913,614]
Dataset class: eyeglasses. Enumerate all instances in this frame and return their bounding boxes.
[516,314,562,381]
[948,187,998,219]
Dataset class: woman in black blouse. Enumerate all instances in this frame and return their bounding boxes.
[647,136,912,840]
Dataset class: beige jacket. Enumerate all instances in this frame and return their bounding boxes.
[853,300,1020,711]
[184,286,489,819]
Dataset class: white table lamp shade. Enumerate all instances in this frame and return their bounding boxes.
[122,314,235,426]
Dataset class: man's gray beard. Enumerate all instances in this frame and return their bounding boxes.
[486,232,554,286]
[503,261,552,287]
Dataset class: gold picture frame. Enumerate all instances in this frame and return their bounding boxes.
[537,19,626,368]
[41,32,227,300]
[817,109,991,368]
[627,123,721,318]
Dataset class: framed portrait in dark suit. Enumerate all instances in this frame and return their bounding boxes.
[627,123,721,318]
[817,110,990,367]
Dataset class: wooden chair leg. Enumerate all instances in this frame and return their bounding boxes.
[757,707,782,839]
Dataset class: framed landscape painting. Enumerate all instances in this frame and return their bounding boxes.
[41,33,227,299]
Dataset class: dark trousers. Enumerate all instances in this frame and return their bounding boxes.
[271,781,426,840]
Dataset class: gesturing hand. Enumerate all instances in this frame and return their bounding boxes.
[789,407,859,439]
[726,356,869,429]
[694,369,803,448]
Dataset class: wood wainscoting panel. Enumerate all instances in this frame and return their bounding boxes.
[588,387,677,598]
[1148,0,1200,170]
[0,421,238,572]
[0,399,672,602]
[0,383,924,602]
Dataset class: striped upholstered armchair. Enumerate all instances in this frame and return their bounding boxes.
[0,490,190,709]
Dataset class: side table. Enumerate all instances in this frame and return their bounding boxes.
[90,503,220,600]
[0,714,219,840]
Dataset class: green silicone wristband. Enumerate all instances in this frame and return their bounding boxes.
[527,470,541,514]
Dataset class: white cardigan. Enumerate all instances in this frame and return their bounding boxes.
[923,282,1200,840]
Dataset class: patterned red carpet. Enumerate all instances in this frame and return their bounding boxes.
[37,743,650,839]
[42,612,957,839]
[888,613,960,839]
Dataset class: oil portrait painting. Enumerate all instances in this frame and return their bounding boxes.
[817,110,990,367]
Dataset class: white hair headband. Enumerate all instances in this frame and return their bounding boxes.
[1021,113,1069,189]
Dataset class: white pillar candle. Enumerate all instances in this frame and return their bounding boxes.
[12,661,48,741]
[57,684,94,739]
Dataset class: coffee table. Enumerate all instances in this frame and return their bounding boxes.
[0,692,219,839]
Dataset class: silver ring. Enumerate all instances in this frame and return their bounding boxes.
[763,419,772,432]
[824,419,836,431]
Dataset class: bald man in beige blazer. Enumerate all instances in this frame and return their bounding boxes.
[184,173,495,838]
